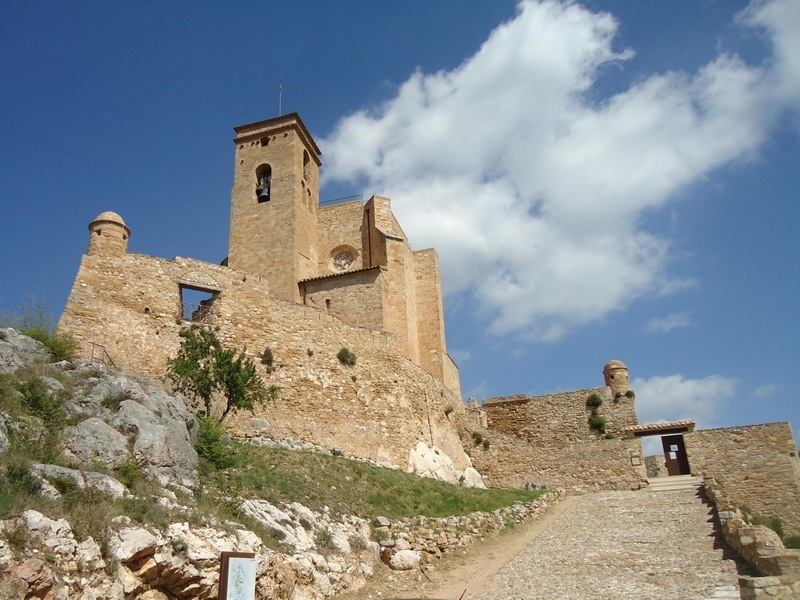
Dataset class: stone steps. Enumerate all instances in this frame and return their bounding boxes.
[646,474,704,492]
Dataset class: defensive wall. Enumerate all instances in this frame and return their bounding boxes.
[59,242,468,471]
[685,422,800,535]
[457,384,647,492]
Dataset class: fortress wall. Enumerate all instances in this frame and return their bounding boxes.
[482,386,639,444]
[59,251,469,470]
[317,201,365,272]
[684,423,800,535]
[457,412,646,492]
[302,269,385,331]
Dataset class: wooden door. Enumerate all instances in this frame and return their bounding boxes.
[661,434,691,476]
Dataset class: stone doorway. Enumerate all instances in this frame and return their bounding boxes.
[661,433,691,476]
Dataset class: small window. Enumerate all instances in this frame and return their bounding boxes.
[325,299,331,311]
[256,164,272,203]
[260,137,269,147]
[180,286,217,323]
[303,150,310,179]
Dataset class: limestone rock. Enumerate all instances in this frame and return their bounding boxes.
[0,412,8,454]
[408,441,460,484]
[388,549,421,571]
[372,516,390,528]
[0,328,47,373]
[462,466,486,489]
[133,423,198,490]
[106,528,160,563]
[31,464,128,500]
[62,417,131,467]
[241,500,316,551]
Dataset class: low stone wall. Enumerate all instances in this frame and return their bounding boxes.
[685,423,800,535]
[374,489,567,565]
[458,412,647,493]
[704,480,800,598]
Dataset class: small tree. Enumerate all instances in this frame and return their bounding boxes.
[166,326,267,422]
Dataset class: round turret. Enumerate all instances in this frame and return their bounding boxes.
[87,211,130,258]
[603,359,631,394]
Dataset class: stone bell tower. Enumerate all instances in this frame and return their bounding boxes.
[227,113,321,303]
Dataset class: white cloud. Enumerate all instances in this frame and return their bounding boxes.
[750,383,777,401]
[320,0,800,341]
[646,312,691,333]
[632,374,737,427]
[448,349,472,364]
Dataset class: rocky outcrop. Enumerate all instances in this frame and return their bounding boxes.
[31,463,129,500]
[0,328,47,374]
[407,441,486,488]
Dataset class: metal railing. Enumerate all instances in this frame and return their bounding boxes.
[181,301,214,323]
[319,193,363,207]
[88,341,117,369]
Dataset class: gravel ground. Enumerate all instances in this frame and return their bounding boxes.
[475,488,755,600]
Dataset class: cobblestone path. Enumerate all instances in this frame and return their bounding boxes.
[475,488,754,600]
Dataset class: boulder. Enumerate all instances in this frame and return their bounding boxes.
[0,328,47,373]
[134,423,199,490]
[462,467,486,489]
[372,516,390,528]
[388,549,421,571]
[407,442,460,484]
[31,464,128,500]
[62,417,131,467]
[106,528,160,563]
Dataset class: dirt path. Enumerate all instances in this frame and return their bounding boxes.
[335,495,579,600]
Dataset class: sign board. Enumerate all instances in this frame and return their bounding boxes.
[219,552,257,600]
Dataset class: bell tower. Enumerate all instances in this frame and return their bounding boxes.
[227,113,321,302]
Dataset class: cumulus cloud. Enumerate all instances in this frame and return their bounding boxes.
[320,0,800,341]
[646,312,691,333]
[750,383,777,401]
[632,374,737,427]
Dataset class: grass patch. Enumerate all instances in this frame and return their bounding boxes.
[202,442,542,520]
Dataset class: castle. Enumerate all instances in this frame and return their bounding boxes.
[59,113,467,476]
[59,112,800,535]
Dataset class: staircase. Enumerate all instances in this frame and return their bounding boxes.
[646,474,704,492]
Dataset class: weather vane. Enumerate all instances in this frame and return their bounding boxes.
[278,84,283,116]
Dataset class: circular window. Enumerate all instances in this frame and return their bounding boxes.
[329,245,358,272]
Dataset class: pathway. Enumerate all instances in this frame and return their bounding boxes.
[473,486,754,600]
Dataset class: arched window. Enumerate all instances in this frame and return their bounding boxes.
[256,164,272,203]
[303,150,310,179]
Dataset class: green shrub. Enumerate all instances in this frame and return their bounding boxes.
[19,378,64,427]
[194,417,236,470]
[306,349,314,357]
[625,390,635,399]
[44,332,78,362]
[114,458,143,489]
[260,348,274,373]
[586,393,603,408]
[101,390,131,412]
[337,348,357,366]
[482,439,490,450]
[48,474,80,496]
[266,384,280,404]
[784,535,800,549]
[588,411,607,434]
[471,431,484,446]
[5,463,42,496]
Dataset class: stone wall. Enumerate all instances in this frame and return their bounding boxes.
[684,423,800,535]
[644,454,669,478]
[302,268,385,332]
[704,480,800,598]
[58,250,469,471]
[457,411,647,493]
[317,200,366,273]
[482,386,639,444]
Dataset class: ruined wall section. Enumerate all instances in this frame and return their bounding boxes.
[684,423,800,535]
[483,386,638,444]
[412,249,453,387]
[456,412,646,492]
[59,251,468,471]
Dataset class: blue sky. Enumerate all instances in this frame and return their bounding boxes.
[1,1,798,449]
